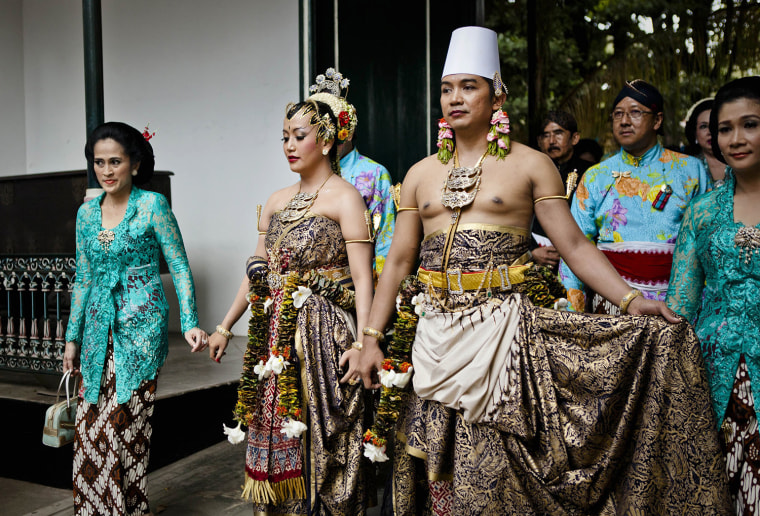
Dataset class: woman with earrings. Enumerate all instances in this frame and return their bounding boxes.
[684,97,729,188]
[63,121,207,516]
[208,100,374,515]
[668,76,760,513]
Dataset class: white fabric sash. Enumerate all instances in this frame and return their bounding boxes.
[412,296,521,423]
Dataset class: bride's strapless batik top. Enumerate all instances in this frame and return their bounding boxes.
[245,212,370,516]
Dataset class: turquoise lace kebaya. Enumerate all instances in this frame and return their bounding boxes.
[667,170,760,423]
[65,187,199,404]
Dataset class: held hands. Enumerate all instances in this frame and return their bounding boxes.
[356,338,385,389]
[184,327,209,353]
[63,342,80,374]
[339,346,363,386]
[207,331,229,363]
[625,296,683,323]
[531,246,560,268]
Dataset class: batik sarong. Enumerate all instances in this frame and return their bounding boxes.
[246,213,371,515]
[73,337,156,516]
[384,225,730,515]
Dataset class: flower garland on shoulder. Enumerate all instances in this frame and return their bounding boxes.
[362,275,420,462]
[231,268,356,441]
[436,109,511,164]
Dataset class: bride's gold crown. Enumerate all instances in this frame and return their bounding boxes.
[308,68,358,142]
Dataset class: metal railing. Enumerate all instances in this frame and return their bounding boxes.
[0,256,75,374]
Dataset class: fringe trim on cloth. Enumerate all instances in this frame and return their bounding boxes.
[241,474,306,504]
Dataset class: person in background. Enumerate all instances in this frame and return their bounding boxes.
[208,99,375,515]
[308,68,396,276]
[63,121,207,516]
[560,79,710,313]
[575,137,603,164]
[532,110,593,268]
[668,76,760,513]
[684,97,729,189]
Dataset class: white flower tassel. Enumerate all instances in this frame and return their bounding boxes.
[379,366,414,389]
[223,422,246,445]
[292,286,312,309]
[363,441,389,462]
[554,298,569,311]
[253,359,271,381]
[266,355,290,375]
[392,368,413,388]
[411,293,428,316]
[281,418,308,439]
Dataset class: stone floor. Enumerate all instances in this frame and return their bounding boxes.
[2,334,383,515]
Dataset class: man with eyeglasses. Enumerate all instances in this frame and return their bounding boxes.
[532,110,593,268]
[560,79,710,313]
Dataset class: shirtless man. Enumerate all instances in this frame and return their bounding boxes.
[355,37,675,389]
[345,26,729,516]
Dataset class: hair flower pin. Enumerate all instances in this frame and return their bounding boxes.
[142,124,155,142]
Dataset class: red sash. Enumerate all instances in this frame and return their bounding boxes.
[601,249,673,283]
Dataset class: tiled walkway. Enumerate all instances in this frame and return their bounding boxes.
[2,334,382,515]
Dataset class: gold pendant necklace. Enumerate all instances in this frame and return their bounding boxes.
[735,225,760,264]
[440,149,489,209]
[280,172,333,223]
[97,229,115,252]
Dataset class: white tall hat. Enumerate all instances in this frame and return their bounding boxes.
[441,26,505,95]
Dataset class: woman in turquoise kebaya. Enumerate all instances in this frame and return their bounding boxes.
[667,76,760,514]
[63,122,207,516]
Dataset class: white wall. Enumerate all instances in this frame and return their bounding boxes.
[0,0,26,175]
[20,0,300,333]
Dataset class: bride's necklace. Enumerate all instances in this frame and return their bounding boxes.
[280,172,333,223]
[441,148,489,211]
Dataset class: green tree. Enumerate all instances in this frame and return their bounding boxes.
[487,0,760,153]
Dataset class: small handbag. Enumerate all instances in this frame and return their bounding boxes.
[42,370,79,447]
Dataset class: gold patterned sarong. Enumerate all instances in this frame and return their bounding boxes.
[387,226,730,515]
[246,213,371,515]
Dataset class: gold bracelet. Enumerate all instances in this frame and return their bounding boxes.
[215,324,234,339]
[362,326,385,342]
[619,289,643,314]
[351,341,363,351]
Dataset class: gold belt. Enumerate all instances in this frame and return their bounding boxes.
[417,264,530,295]
[266,266,352,290]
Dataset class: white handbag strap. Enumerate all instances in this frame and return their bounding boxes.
[57,370,76,408]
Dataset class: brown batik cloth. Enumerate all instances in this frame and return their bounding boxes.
[721,354,760,514]
[385,226,731,515]
[73,337,157,516]
[247,213,371,515]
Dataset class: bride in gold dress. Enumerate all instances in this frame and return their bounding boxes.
[209,99,375,515]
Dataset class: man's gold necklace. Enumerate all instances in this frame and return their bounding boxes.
[440,148,489,213]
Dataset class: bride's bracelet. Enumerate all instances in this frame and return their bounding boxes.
[362,326,385,342]
[215,324,234,340]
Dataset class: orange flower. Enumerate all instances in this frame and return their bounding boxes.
[338,128,349,141]
[616,177,650,199]
[568,289,586,313]
[575,181,589,211]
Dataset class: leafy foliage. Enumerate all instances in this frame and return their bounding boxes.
[486,0,760,153]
